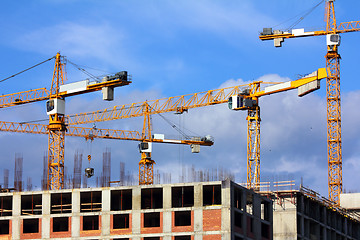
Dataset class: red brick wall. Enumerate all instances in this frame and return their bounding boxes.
[203,234,221,240]
[203,209,221,231]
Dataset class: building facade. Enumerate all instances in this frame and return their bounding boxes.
[0,180,272,240]
[272,189,360,240]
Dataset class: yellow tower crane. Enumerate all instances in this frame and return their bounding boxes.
[258,0,360,204]
[64,68,327,187]
[0,52,132,190]
[0,53,213,188]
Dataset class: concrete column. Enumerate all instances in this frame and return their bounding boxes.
[163,185,171,209]
[132,187,141,235]
[12,193,21,240]
[163,211,172,234]
[194,183,202,207]
[221,180,231,240]
[194,234,203,240]
[194,208,203,232]
[163,185,172,234]
[42,192,50,239]
[71,189,80,238]
[101,189,110,236]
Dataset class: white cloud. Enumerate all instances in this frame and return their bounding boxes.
[14,22,122,61]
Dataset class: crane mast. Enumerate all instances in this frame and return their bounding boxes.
[247,106,260,190]
[139,103,155,185]
[325,0,342,204]
[47,53,66,190]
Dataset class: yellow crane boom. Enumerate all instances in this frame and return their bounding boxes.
[0,120,212,146]
[64,68,327,188]
[0,71,130,108]
[259,20,360,42]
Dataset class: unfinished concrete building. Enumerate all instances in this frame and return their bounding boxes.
[0,179,272,239]
[267,186,360,240]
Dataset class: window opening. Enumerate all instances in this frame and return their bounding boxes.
[174,211,191,226]
[51,192,71,214]
[233,187,243,211]
[80,191,102,212]
[82,215,99,231]
[203,185,221,206]
[261,222,270,239]
[0,196,12,216]
[0,220,9,235]
[234,236,244,240]
[144,212,160,227]
[53,217,69,232]
[113,214,130,229]
[234,211,242,228]
[141,188,163,209]
[21,194,42,215]
[111,189,132,211]
[261,200,270,221]
[172,186,194,208]
[23,218,39,233]
[246,193,253,215]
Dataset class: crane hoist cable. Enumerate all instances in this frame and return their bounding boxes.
[66,59,114,83]
[153,108,201,141]
[0,56,55,83]
[272,0,324,31]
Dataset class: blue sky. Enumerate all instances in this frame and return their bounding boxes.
[0,0,359,198]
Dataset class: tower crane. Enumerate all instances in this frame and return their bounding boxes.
[0,53,213,188]
[63,68,327,187]
[258,0,360,204]
[0,120,212,164]
[0,52,132,190]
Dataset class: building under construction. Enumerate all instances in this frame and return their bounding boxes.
[1,152,360,239]
[0,179,273,239]
[263,184,360,240]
